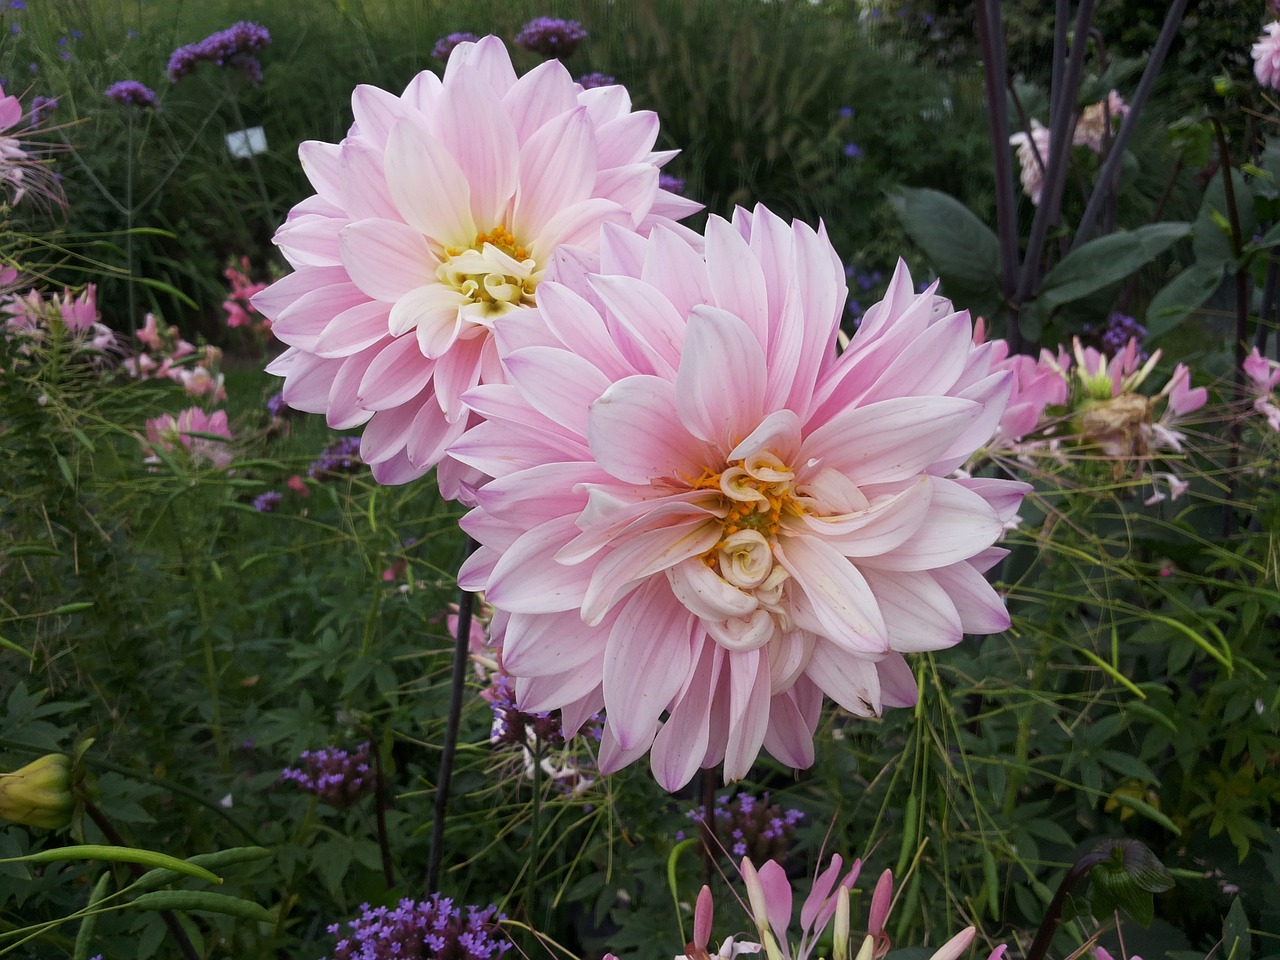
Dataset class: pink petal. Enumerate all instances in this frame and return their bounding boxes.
[705,215,770,347]
[603,578,694,750]
[485,514,593,613]
[860,569,962,652]
[582,520,721,624]
[859,477,1002,572]
[502,609,604,677]
[587,375,710,484]
[503,345,612,436]
[588,275,685,378]
[723,649,772,781]
[757,859,794,938]
[341,218,434,301]
[384,119,478,246]
[513,107,597,236]
[805,640,883,716]
[761,686,817,769]
[357,333,432,409]
[667,556,759,621]
[675,306,767,449]
[651,634,722,790]
[501,58,579,144]
[776,536,887,654]
[433,65,518,228]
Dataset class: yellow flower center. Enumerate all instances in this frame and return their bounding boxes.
[687,451,802,571]
[439,225,541,316]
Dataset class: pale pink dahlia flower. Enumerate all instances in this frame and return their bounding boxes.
[451,207,1028,789]
[1009,119,1050,205]
[1255,22,1280,91]
[256,36,698,497]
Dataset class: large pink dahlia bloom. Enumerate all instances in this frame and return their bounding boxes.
[256,36,697,495]
[451,207,1029,789]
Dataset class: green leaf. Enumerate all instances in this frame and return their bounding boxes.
[1194,168,1253,265]
[130,890,274,924]
[1223,898,1251,960]
[888,187,1001,291]
[1108,794,1183,836]
[1039,223,1191,312]
[0,845,220,884]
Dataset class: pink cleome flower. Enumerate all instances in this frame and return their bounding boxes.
[450,208,1028,789]
[144,407,234,470]
[255,35,699,499]
[1255,22,1280,91]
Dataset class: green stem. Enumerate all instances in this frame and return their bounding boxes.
[125,110,137,343]
[223,78,273,219]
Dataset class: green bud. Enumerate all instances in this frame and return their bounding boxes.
[0,754,75,830]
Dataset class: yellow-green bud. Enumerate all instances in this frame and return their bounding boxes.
[0,754,75,830]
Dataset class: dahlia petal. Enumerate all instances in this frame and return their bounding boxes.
[588,275,684,378]
[350,82,416,148]
[298,140,344,205]
[675,306,767,448]
[805,640,883,716]
[432,333,487,418]
[598,719,658,775]
[476,461,597,527]
[860,477,1003,571]
[560,492,715,565]
[434,65,519,227]
[651,637,722,790]
[931,561,1011,634]
[391,286,464,357]
[802,477,931,554]
[501,57,578,145]
[560,685,605,738]
[384,119,477,246]
[445,35,518,94]
[603,579,694,749]
[802,396,981,486]
[279,351,343,414]
[357,334,433,409]
[503,345,612,435]
[705,214,771,346]
[723,650,772,781]
[597,221,650,276]
[588,375,709,484]
[856,311,972,405]
[668,557,760,621]
[518,659,605,715]
[728,409,803,464]
[503,609,603,677]
[860,569,962,652]
[339,140,400,221]
[513,107,598,237]
[762,687,817,769]
[535,196,631,255]
[594,164,660,228]
[273,282,370,352]
[341,218,434,301]
[582,520,721,624]
[776,535,888,654]
[360,395,427,463]
[400,68,442,114]
[326,343,384,428]
[876,652,918,708]
[276,215,344,267]
[313,301,393,359]
[595,110,660,168]
[532,281,634,381]
[405,400,468,469]
[253,266,350,321]
[642,226,710,316]
[485,515,592,613]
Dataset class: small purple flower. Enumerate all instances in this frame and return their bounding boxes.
[252,490,281,513]
[105,80,158,110]
[577,71,615,89]
[838,105,854,119]
[514,17,588,59]
[686,791,804,864]
[323,895,511,960]
[308,436,364,478]
[843,142,863,159]
[659,173,686,196]
[432,31,479,61]
[280,742,375,808]
[266,390,286,418]
[168,20,270,85]
[1101,310,1147,355]
[10,1,26,9]
[28,95,57,126]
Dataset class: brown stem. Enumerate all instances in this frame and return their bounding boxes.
[369,735,395,890]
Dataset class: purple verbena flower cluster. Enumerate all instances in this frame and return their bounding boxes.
[266,389,287,418]
[513,17,587,59]
[308,436,364,478]
[280,742,374,808]
[659,173,686,196]
[324,894,510,960]
[686,791,804,862]
[432,32,480,61]
[104,80,158,110]
[1101,311,1147,355]
[577,72,615,89]
[28,94,56,126]
[252,490,281,513]
[489,672,563,747]
[167,21,271,85]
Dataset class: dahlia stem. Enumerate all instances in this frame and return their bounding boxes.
[426,536,477,896]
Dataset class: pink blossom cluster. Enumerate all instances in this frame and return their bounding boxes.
[143,407,234,470]
[222,256,271,338]
[2,280,115,360]
[669,855,1006,960]
[1244,347,1280,431]
[260,36,1027,790]
[125,312,227,403]
[1009,90,1128,203]
[1072,90,1129,153]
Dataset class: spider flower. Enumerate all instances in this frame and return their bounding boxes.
[144,407,233,470]
[256,35,699,498]
[1255,22,1280,91]
[451,210,1027,789]
[0,81,64,209]
[1245,347,1280,431]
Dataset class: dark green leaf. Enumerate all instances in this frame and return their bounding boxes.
[1145,262,1224,338]
[888,187,1002,292]
[1040,223,1191,311]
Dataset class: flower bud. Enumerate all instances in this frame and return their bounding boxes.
[0,754,74,829]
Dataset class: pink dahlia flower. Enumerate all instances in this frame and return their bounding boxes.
[1072,90,1128,153]
[451,208,1028,789]
[1255,22,1280,90]
[256,35,699,498]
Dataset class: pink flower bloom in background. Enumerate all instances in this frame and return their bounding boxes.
[1072,89,1128,153]
[1244,346,1280,431]
[1009,119,1050,205]
[1254,22,1280,90]
[256,35,699,498]
[144,407,234,470]
[451,210,1026,789]
[0,82,66,211]
[222,256,270,335]
[2,283,114,356]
